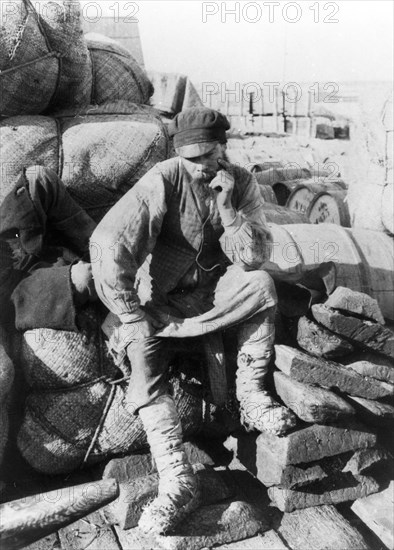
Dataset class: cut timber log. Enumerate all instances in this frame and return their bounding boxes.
[312,304,394,358]
[133,501,267,550]
[325,286,385,324]
[268,474,379,512]
[0,480,119,550]
[273,371,355,423]
[345,360,394,384]
[250,422,376,466]
[343,448,392,475]
[279,505,369,550]
[346,395,394,427]
[297,316,354,359]
[351,481,394,550]
[104,465,232,530]
[275,345,394,399]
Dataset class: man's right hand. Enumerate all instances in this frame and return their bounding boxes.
[132,311,165,339]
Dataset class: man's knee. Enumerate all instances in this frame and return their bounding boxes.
[243,269,277,304]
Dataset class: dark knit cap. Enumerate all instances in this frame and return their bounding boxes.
[168,107,230,158]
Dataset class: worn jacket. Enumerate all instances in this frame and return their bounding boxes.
[91,157,273,324]
[0,168,95,331]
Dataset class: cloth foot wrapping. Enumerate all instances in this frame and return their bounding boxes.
[137,395,202,534]
[236,354,296,436]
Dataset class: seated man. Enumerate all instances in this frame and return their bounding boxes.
[0,165,97,333]
[90,107,296,535]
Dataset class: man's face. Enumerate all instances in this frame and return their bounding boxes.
[182,143,227,179]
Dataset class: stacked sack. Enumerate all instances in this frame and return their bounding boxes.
[238,287,393,512]
[0,1,153,117]
[0,1,199,475]
[17,305,215,474]
[0,101,170,221]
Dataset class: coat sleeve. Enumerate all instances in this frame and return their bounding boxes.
[90,167,168,324]
[219,169,272,270]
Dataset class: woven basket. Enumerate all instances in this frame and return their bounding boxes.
[0,0,91,117]
[0,102,170,221]
[86,33,153,106]
[17,305,209,474]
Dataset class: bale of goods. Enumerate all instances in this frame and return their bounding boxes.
[263,204,310,225]
[148,71,203,115]
[0,102,170,221]
[0,0,92,117]
[348,183,394,236]
[86,33,153,106]
[0,341,14,491]
[17,305,215,474]
[287,181,350,227]
[266,224,394,320]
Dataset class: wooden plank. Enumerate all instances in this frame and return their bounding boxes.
[278,505,369,550]
[344,360,394,384]
[351,481,394,550]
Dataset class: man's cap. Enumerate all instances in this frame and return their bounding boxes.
[168,107,230,158]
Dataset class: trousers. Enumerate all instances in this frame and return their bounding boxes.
[125,266,277,411]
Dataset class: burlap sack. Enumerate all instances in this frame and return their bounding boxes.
[86,33,153,106]
[0,0,91,117]
[0,102,170,221]
[17,306,210,474]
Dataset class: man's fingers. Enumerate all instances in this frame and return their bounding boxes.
[217,158,233,173]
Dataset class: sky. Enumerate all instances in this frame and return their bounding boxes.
[81,0,393,85]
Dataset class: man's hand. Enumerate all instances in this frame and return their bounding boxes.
[71,261,97,305]
[133,311,165,339]
[209,159,236,225]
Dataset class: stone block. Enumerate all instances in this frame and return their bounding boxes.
[345,360,394,384]
[254,421,376,466]
[347,395,394,427]
[342,447,392,475]
[325,286,385,324]
[253,443,327,488]
[275,345,394,399]
[273,370,355,423]
[297,316,354,359]
[351,481,394,550]
[269,474,379,512]
[104,465,233,530]
[312,304,394,359]
[279,504,369,550]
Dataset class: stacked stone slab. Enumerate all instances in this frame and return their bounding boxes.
[237,287,394,512]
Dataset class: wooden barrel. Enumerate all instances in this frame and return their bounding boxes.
[307,190,351,227]
[259,184,278,204]
[262,204,310,225]
[266,224,394,320]
[349,183,394,236]
[287,181,349,226]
